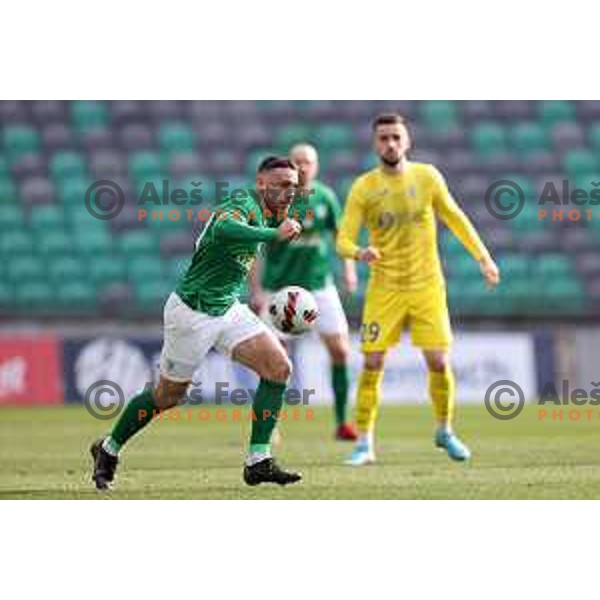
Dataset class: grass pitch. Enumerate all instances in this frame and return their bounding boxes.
[1,404,600,499]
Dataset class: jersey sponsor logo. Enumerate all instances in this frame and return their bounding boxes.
[235,253,255,270]
[367,188,389,201]
[377,208,426,229]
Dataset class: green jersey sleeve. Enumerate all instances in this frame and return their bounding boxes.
[210,197,279,243]
[212,216,278,242]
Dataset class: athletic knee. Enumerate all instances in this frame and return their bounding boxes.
[364,352,385,371]
[425,352,449,373]
[155,378,189,409]
[262,355,293,383]
[328,340,350,364]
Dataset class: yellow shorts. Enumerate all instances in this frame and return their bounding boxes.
[360,280,453,352]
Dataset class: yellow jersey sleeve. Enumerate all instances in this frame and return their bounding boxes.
[430,166,490,261]
[336,178,365,259]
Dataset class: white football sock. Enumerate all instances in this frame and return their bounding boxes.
[102,436,120,457]
[245,451,271,467]
[437,422,453,435]
[358,430,374,449]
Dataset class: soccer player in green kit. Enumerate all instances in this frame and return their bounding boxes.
[91,156,304,490]
[250,144,359,440]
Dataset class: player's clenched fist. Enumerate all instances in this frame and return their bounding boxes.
[357,246,381,263]
[278,219,302,241]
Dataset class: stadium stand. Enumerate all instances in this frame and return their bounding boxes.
[0,100,598,319]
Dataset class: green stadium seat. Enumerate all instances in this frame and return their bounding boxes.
[15,280,54,307]
[534,254,572,277]
[576,173,600,199]
[135,280,170,307]
[498,279,538,314]
[6,256,45,282]
[56,281,97,307]
[73,228,112,254]
[59,177,92,204]
[421,101,458,131]
[158,123,195,153]
[30,205,65,229]
[38,231,72,255]
[0,178,18,204]
[0,282,12,305]
[448,278,488,313]
[440,231,468,256]
[314,124,354,150]
[89,255,127,283]
[4,126,40,160]
[337,176,355,202]
[498,254,531,279]
[507,205,548,230]
[275,125,313,151]
[540,100,575,125]
[50,151,86,181]
[543,277,586,312]
[589,123,600,152]
[0,156,8,177]
[563,150,598,176]
[0,231,33,255]
[118,229,158,256]
[447,254,478,278]
[510,122,548,155]
[129,151,163,181]
[48,256,86,283]
[471,122,507,156]
[67,203,110,232]
[165,257,189,285]
[72,101,109,131]
[245,148,276,175]
[0,205,24,228]
[127,256,163,281]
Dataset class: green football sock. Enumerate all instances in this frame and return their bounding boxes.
[332,363,349,426]
[108,388,158,451]
[249,379,287,454]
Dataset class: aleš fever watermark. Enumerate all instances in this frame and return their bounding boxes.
[83,179,317,221]
[485,178,600,221]
[82,379,316,421]
[484,379,600,421]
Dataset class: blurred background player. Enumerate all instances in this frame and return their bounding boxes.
[250,143,359,440]
[337,114,500,466]
[91,156,304,489]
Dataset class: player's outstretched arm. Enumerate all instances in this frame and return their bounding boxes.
[212,214,300,244]
[431,166,500,289]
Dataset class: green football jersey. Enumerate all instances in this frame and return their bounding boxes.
[261,180,341,291]
[176,194,278,316]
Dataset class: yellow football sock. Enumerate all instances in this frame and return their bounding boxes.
[428,368,455,425]
[355,369,384,433]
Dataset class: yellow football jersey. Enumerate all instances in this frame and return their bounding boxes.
[337,162,489,290]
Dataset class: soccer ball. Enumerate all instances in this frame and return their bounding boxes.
[268,286,319,335]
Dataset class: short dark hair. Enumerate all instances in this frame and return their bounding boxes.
[372,113,407,131]
[257,155,298,173]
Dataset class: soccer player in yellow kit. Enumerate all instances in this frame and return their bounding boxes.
[337,113,500,465]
